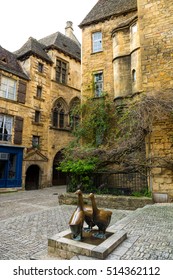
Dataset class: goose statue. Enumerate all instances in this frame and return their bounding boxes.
[89,193,112,239]
[76,189,95,231]
[69,190,85,241]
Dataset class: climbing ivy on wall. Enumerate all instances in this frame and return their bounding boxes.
[58,90,173,190]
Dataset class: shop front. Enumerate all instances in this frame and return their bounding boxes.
[0,145,23,189]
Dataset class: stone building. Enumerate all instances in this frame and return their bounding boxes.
[0,22,81,191]
[79,0,173,201]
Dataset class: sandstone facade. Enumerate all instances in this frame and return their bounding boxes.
[137,0,173,200]
[80,0,173,200]
[0,22,81,190]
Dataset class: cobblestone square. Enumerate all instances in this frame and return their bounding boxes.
[0,187,173,260]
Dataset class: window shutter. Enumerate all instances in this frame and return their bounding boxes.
[14,116,23,144]
[18,80,27,103]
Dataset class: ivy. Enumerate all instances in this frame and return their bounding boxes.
[58,157,99,175]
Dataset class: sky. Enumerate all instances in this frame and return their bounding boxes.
[0,0,98,52]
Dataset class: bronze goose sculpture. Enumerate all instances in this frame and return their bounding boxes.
[89,193,112,239]
[76,190,95,231]
[69,190,85,241]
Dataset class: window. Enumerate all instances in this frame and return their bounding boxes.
[92,32,102,53]
[0,114,13,142]
[131,23,137,34]
[94,72,103,97]
[36,86,42,98]
[52,100,67,129]
[8,154,17,179]
[38,62,43,73]
[32,135,40,148]
[56,59,68,84]
[35,111,41,123]
[0,76,17,100]
[132,69,136,82]
[69,98,80,130]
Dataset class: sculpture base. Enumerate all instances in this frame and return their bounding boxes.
[48,227,127,259]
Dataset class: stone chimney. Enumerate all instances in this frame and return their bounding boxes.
[65,21,81,47]
[65,21,74,39]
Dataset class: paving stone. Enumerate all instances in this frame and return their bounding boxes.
[0,187,173,260]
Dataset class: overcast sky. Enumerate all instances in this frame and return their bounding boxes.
[0,0,98,52]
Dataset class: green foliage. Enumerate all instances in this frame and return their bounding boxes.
[58,155,100,192]
[132,188,152,198]
[58,157,99,174]
[71,96,115,147]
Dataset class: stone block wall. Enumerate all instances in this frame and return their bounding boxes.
[137,0,173,198]
[58,192,153,210]
[138,0,173,92]
[146,121,173,199]
[81,12,137,100]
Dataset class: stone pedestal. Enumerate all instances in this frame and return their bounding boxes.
[48,227,127,260]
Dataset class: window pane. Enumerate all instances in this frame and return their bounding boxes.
[35,111,40,123]
[131,23,137,34]
[38,63,43,73]
[59,110,64,128]
[32,136,39,147]
[56,59,67,84]
[36,86,42,98]
[0,76,16,100]
[94,72,103,97]
[53,110,58,127]
[0,114,13,141]
[8,154,16,179]
[92,32,102,53]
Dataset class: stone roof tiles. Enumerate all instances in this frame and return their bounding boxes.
[39,31,81,62]
[14,37,53,64]
[14,32,81,64]
[0,46,29,80]
[79,0,137,27]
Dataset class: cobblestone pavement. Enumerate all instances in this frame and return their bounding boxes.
[110,203,173,260]
[0,187,173,260]
[0,187,131,260]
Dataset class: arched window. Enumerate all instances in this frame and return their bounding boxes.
[52,99,67,129]
[69,98,80,130]
[59,109,65,128]
[53,109,58,127]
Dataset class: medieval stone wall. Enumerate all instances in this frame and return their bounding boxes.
[0,48,81,190]
[22,51,81,188]
[138,0,173,91]
[81,12,137,100]
[137,0,173,199]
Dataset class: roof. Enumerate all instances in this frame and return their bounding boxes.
[14,32,81,63]
[79,0,137,28]
[0,46,29,80]
[14,37,53,64]
[39,32,81,62]
[112,13,138,33]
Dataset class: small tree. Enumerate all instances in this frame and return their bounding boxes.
[58,90,173,191]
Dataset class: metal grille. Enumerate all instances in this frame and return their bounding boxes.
[93,171,148,195]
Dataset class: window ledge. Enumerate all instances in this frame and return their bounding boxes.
[32,122,44,127]
[50,126,72,132]
[34,96,45,102]
[91,50,103,55]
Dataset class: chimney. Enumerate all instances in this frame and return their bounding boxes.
[65,21,74,39]
[65,21,81,47]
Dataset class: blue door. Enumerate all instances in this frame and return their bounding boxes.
[0,147,23,188]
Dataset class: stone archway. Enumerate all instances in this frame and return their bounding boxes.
[52,150,67,186]
[25,165,40,190]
